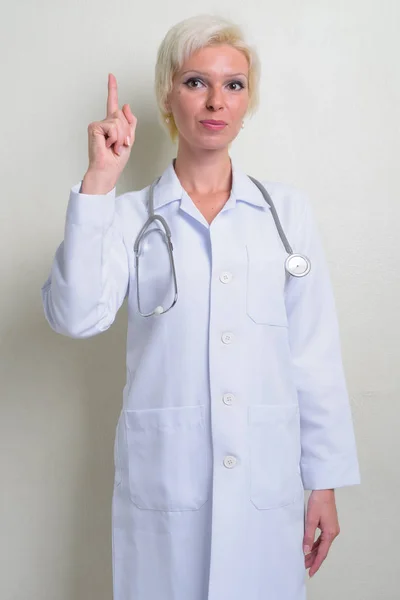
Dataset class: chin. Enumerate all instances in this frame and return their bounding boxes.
[178,127,239,150]
[195,133,239,151]
[195,140,231,152]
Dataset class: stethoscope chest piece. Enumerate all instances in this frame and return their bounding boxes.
[285,253,311,277]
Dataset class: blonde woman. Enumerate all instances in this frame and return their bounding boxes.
[41,13,361,600]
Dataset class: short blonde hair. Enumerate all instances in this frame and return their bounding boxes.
[154,14,261,142]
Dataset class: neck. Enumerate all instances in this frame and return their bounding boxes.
[173,143,232,195]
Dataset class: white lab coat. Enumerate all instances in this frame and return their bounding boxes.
[41,158,361,600]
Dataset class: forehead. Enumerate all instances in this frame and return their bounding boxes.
[178,44,249,77]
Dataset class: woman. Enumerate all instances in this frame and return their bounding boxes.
[41,14,361,600]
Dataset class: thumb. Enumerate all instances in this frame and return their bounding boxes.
[303,517,318,554]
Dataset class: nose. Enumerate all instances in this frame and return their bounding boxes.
[206,86,224,111]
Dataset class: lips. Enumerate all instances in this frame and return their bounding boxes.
[200,120,227,131]
[200,120,227,125]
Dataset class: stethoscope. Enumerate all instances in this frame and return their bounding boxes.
[134,172,311,317]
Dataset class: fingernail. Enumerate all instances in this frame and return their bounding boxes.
[126,136,131,147]
[116,146,121,155]
[304,545,311,554]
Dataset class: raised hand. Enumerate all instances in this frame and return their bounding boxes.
[82,73,137,193]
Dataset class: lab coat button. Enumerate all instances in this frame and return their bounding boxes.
[221,332,234,344]
[223,393,235,405]
[223,455,237,468]
[220,271,233,284]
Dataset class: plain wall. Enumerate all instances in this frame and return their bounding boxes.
[1,0,399,598]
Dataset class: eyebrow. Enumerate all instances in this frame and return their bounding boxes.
[180,70,248,80]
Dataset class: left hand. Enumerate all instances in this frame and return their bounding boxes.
[303,489,340,578]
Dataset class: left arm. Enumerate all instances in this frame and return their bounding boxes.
[284,191,361,576]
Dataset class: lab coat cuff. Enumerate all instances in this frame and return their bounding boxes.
[300,460,361,491]
[66,180,116,227]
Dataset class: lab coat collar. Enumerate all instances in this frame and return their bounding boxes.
[152,158,268,211]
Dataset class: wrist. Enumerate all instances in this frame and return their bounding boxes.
[81,171,117,195]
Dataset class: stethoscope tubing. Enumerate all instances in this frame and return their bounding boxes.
[134,173,311,316]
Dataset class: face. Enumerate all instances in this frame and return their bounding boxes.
[166,44,250,149]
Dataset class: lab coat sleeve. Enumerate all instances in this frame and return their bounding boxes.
[284,191,361,491]
[41,181,129,338]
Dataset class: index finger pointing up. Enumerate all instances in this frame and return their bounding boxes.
[107,73,119,117]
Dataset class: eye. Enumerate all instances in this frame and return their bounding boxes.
[183,77,246,91]
[184,77,204,88]
[228,80,245,91]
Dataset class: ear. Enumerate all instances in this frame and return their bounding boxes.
[164,89,173,113]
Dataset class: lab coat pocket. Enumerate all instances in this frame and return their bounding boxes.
[123,405,210,511]
[245,243,288,326]
[249,404,303,510]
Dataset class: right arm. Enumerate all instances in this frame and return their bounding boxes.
[41,73,137,338]
[41,177,129,338]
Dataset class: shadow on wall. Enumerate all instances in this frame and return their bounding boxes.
[119,108,176,195]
